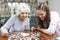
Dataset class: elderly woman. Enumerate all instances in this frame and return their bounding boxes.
[1,3,30,36]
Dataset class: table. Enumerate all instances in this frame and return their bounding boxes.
[0,31,8,40]
[0,36,8,40]
[39,32,57,40]
[0,32,57,40]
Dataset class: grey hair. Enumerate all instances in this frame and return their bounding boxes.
[16,3,30,16]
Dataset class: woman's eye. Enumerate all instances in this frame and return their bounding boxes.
[26,13,28,14]
[21,13,24,14]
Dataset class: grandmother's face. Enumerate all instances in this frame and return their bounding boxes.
[19,11,28,21]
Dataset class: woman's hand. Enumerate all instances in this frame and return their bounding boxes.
[1,28,8,36]
[31,27,36,31]
[24,25,29,32]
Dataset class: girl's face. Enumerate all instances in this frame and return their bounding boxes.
[37,10,46,20]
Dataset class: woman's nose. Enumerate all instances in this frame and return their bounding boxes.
[24,14,28,17]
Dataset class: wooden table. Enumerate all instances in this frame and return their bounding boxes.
[0,36,8,40]
[39,33,57,40]
[0,31,8,40]
[0,32,57,40]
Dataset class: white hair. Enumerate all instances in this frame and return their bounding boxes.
[16,3,30,16]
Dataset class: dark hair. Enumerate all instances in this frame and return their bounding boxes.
[37,2,50,29]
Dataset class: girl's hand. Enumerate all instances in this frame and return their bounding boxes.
[37,27,40,31]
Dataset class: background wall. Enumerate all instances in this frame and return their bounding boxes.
[38,0,60,15]
[49,0,60,15]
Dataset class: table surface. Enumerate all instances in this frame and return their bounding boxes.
[39,32,57,40]
[0,31,57,40]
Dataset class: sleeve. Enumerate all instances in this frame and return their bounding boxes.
[1,16,16,32]
[48,11,60,34]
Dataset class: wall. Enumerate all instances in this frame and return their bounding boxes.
[49,0,60,15]
[37,0,60,15]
